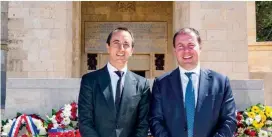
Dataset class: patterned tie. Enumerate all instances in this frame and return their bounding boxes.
[185,72,195,137]
[114,71,124,111]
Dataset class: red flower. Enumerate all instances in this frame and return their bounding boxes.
[71,102,77,108]
[245,129,250,134]
[71,108,77,113]
[56,111,63,118]
[245,129,257,137]
[56,116,63,123]
[48,123,53,130]
[60,124,65,129]
[55,111,64,123]
[75,129,81,137]
[236,113,243,121]
[248,130,256,136]
[66,131,75,136]
[237,122,244,128]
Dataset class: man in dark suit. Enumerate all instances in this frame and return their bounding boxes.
[78,27,151,137]
[149,28,237,137]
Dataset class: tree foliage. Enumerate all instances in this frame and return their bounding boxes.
[256,1,272,42]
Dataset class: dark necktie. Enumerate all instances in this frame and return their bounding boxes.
[185,72,195,137]
[114,71,124,111]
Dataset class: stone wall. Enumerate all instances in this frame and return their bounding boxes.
[174,2,249,79]
[3,78,264,119]
[7,2,74,78]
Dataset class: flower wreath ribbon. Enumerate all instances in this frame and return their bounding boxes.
[8,114,39,137]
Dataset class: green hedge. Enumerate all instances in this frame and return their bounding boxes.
[256,1,272,42]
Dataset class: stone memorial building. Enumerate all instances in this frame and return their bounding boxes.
[1,1,271,118]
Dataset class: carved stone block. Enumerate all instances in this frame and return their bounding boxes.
[84,22,167,53]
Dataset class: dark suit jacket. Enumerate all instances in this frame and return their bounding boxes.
[149,68,237,137]
[78,66,151,137]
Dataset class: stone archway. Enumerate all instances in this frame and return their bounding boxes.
[79,1,175,78]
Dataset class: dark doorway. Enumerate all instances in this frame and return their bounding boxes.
[132,71,145,77]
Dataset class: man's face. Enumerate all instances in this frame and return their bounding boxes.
[107,30,134,67]
[174,32,201,70]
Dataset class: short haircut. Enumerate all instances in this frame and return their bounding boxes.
[172,27,202,47]
[106,27,135,47]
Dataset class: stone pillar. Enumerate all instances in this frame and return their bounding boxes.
[247,2,256,45]
[173,2,191,67]
[1,1,8,113]
[71,2,81,78]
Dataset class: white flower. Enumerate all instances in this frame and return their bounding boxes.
[268,132,272,137]
[32,118,43,129]
[237,127,244,133]
[259,130,268,137]
[53,123,59,129]
[255,115,262,122]
[64,104,72,111]
[3,124,12,134]
[62,109,71,118]
[61,117,71,126]
[266,120,272,125]
[50,115,58,124]
[269,133,272,137]
[2,119,15,134]
[245,118,253,125]
[1,132,8,136]
[39,127,47,135]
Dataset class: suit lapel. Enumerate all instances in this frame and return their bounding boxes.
[169,68,184,101]
[196,69,211,112]
[168,68,188,128]
[118,71,137,119]
[194,69,211,134]
[98,66,116,117]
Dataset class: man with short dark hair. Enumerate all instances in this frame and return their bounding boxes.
[149,27,237,137]
[78,27,151,137]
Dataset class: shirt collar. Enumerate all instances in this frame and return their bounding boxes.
[107,62,128,76]
[178,63,200,76]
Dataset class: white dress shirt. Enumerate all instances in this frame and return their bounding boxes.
[107,62,127,102]
[178,64,200,107]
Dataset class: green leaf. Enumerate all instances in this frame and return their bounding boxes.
[16,112,22,117]
[52,109,57,115]
[69,122,74,127]
[1,119,8,126]
[43,122,48,128]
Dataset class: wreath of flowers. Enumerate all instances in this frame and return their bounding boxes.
[1,102,80,137]
[1,113,47,137]
[45,102,80,137]
[235,103,272,137]
[45,102,78,130]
